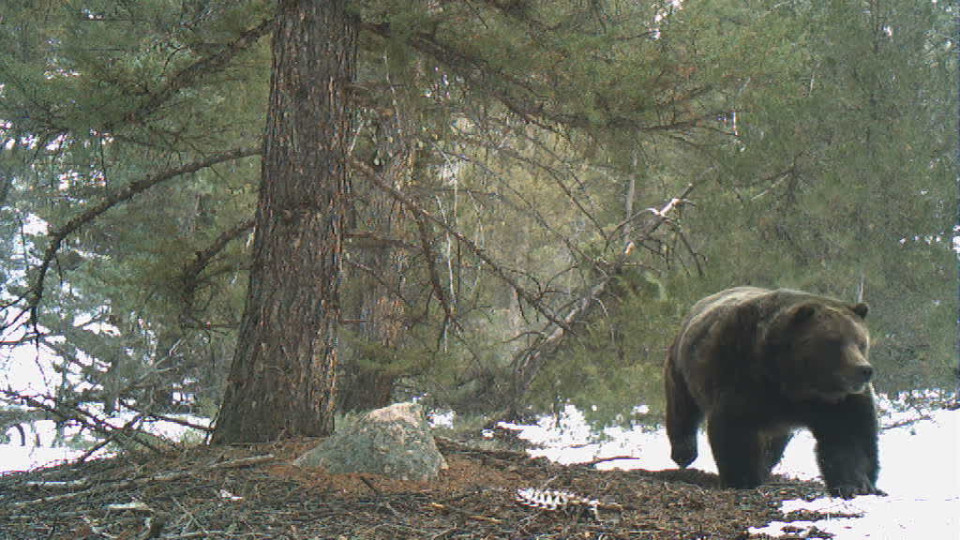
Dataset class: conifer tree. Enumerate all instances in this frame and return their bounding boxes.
[210,0,356,442]
[0,0,954,438]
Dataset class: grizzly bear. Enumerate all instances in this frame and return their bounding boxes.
[664,287,881,498]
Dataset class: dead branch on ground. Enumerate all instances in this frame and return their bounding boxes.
[9,454,275,508]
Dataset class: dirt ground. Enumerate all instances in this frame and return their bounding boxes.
[0,435,851,539]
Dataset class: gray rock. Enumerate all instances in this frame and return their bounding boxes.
[294,402,448,482]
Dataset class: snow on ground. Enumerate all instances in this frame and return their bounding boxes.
[1,438,85,473]
[498,400,960,539]
[1,416,209,474]
[2,397,957,538]
[750,406,959,539]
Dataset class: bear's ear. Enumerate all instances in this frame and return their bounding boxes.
[850,303,868,319]
[791,303,817,325]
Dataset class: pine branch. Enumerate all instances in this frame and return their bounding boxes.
[179,217,256,328]
[506,183,695,418]
[25,147,260,326]
[0,17,274,142]
[121,17,275,129]
[354,160,571,333]
[361,16,713,135]
[362,20,557,131]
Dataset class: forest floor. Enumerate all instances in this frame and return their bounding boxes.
[0,434,848,539]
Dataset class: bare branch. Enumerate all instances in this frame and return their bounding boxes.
[354,160,571,333]
[506,183,695,418]
[415,215,460,334]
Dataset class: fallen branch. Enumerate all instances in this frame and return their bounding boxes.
[22,479,90,489]
[77,412,151,463]
[881,414,933,431]
[3,390,166,457]
[207,454,276,470]
[428,502,503,524]
[143,412,213,434]
[10,454,275,508]
[581,455,640,467]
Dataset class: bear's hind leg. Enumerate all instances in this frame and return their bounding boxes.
[665,357,702,468]
[708,414,766,489]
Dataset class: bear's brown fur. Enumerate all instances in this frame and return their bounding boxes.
[664,287,881,498]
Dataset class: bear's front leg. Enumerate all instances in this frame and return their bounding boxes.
[707,414,767,489]
[665,358,703,468]
[808,393,882,499]
[760,431,793,477]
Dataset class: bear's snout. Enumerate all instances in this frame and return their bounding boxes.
[840,364,873,393]
[854,365,874,384]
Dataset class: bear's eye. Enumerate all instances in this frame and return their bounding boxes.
[817,338,845,355]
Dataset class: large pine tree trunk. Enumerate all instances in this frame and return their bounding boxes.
[211,0,356,444]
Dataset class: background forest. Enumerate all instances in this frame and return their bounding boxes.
[0,0,956,436]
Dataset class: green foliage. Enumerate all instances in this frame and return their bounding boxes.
[523,271,687,426]
[677,0,957,394]
[0,0,267,415]
[0,0,954,433]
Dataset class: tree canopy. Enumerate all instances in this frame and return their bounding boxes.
[0,0,955,437]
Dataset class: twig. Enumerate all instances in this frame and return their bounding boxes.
[428,502,503,524]
[82,515,118,539]
[359,476,382,497]
[581,455,639,467]
[207,454,276,470]
[104,501,153,512]
[10,454,275,508]
[22,479,90,489]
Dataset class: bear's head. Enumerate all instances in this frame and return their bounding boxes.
[765,301,872,403]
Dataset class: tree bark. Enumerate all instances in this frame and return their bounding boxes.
[211,0,356,443]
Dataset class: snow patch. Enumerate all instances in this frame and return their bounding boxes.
[500,402,959,539]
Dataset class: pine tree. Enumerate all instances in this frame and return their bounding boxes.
[1,0,954,438]
[0,1,268,418]
[210,0,357,442]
